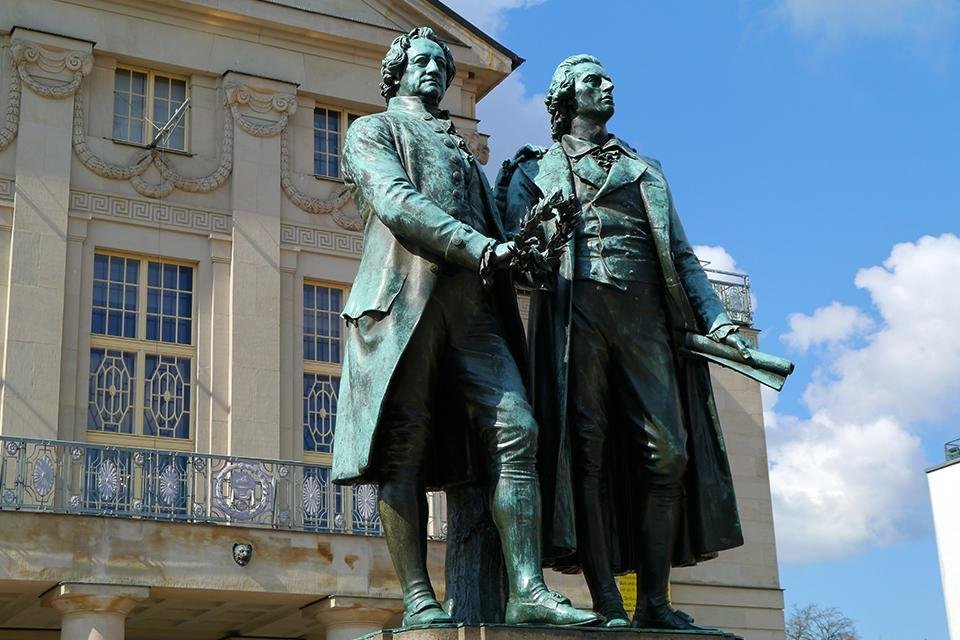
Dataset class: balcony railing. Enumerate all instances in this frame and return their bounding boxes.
[946,438,960,462]
[704,267,753,326]
[0,436,451,538]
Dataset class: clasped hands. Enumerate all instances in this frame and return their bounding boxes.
[488,191,583,275]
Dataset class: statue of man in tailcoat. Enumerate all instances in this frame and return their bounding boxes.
[330,29,597,628]
[496,54,752,630]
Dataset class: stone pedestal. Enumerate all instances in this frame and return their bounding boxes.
[41,583,149,640]
[362,626,740,640]
[303,595,403,640]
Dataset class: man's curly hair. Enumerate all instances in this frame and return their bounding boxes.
[380,27,457,102]
[544,54,602,141]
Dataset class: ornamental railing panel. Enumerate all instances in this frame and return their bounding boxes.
[704,267,753,327]
[946,437,960,462]
[0,436,438,538]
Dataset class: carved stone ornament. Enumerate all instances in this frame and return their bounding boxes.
[279,126,362,231]
[0,50,21,152]
[232,541,253,567]
[0,43,362,230]
[11,40,92,99]
[72,86,233,199]
[224,83,297,138]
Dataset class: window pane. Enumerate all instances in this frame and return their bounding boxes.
[303,283,346,364]
[154,101,169,126]
[94,254,108,279]
[155,77,169,99]
[114,68,130,92]
[113,93,129,119]
[130,94,145,122]
[171,79,186,102]
[92,254,138,338]
[168,125,185,151]
[303,373,340,454]
[87,348,136,434]
[131,71,146,95]
[163,264,177,288]
[144,354,191,439]
[146,261,195,345]
[178,266,192,291]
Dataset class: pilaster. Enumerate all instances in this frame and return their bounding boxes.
[208,236,232,454]
[279,247,298,460]
[42,583,149,640]
[57,215,89,440]
[0,29,92,438]
[224,72,296,457]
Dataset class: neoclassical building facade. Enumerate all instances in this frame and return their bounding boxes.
[0,1,784,638]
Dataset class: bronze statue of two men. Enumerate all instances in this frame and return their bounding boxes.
[332,27,770,631]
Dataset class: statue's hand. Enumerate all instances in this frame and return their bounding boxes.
[723,332,753,362]
[490,241,516,269]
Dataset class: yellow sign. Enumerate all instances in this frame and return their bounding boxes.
[616,573,637,613]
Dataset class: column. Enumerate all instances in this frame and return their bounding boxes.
[224,74,296,458]
[42,583,149,640]
[0,30,92,438]
[303,595,402,640]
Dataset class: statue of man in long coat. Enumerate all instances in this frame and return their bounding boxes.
[497,54,752,630]
[331,29,597,628]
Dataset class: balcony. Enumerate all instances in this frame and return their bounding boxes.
[704,267,753,327]
[0,435,446,538]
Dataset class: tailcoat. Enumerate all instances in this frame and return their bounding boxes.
[332,96,527,487]
[495,140,744,569]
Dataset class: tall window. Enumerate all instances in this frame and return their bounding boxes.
[302,282,346,460]
[313,107,361,179]
[88,252,195,449]
[113,67,188,151]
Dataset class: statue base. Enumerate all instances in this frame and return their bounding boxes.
[361,624,741,640]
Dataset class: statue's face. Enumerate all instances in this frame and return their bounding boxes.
[572,61,615,123]
[397,38,448,106]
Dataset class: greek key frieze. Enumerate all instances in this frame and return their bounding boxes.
[280,223,363,257]
[70,189,231,236]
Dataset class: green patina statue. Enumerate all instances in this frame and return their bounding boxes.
[330,28,598,628]
[496,54,790,631]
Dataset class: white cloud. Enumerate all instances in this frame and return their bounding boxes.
[776,0,957,41]
[804,234,960,424]
[476,72,551,180]
[694,245,746,284]
[781,301,874,353]
[769,234,960,563]
[768,413,926,563]
[441,0,546,37]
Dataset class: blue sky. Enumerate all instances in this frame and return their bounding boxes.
[446,1,960,638]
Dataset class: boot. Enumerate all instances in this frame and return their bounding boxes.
[631,486,714,632]
[575,470,629,627]
[492,471,599,626]
[379,482,453,628]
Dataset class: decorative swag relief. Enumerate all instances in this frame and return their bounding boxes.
[0,38,430,232]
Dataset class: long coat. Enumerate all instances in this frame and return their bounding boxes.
[331,96,527,487]
[495,140,744,569]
